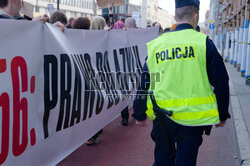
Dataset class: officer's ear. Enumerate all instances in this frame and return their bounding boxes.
[193,12,198,20]
[193,12,199,27]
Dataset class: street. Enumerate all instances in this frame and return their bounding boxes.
[58,108,240,166]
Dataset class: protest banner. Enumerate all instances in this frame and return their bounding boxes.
[0,20,158,166]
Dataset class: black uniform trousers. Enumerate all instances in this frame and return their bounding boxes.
[121,106,129,120]
[151,115,210,166]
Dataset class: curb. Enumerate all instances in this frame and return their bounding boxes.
[229,78,250,166]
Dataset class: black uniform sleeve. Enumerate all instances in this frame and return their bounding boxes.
[132,63,150,121]
[206,38,231,121]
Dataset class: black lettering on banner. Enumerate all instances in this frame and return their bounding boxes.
[96,52,106,90]
[42,45,143,137]
[73,54,93,121]
[94,53,105,114]
[81,53,105,116]
[126,47,136,90]
[132,46,143,87]
[104,51,119,107]
[73,54,90,121]
[125,48,132,73]
[43,55,58,139]
[128,47,135,73]
[132,46,143,73]
[57,54,72,131]
[70,60,82,127]
[96,52,114,108]
[82,53,96,118]
[113,49,126,95]
[104,51,115,108]
[120,48,129,93]
[101,51,114,108]
[95,89,104,115]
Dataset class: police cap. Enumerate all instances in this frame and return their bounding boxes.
[175,0,200,9]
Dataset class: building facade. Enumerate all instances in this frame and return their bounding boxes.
[157,7,173,29]
[204,10,210,35]
[25,0,101,19]
[103,0,162,28]
[147,0,158,25]
[210,0,250,85]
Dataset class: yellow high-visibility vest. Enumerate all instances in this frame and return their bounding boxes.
[146,29,219,126]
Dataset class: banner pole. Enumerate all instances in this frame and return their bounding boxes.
[57,0,60,10]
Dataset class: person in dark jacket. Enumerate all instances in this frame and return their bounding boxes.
[0,0,22,19]
[0,0,65,32]
[133,0,230,166]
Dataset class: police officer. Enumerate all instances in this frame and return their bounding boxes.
[133,0,230,166]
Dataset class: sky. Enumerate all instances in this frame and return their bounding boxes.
[158,0,211,23]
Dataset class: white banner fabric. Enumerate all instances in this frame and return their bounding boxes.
[0,19,158,166]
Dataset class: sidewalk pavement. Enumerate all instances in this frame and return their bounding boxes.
[225,63,250,166]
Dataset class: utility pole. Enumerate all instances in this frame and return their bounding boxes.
[36,0,39,12]
[57,0,60,10]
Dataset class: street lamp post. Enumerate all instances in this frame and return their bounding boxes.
[57,0,60,10]
[36,0,39,12]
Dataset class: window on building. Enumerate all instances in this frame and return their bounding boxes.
[87,0,89,9]
[89,0,92,9]
[88,0,91,9]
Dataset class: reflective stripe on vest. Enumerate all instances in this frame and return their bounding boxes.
[146,29,220,126]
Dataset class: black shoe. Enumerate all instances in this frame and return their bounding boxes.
[121,119,128,126]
